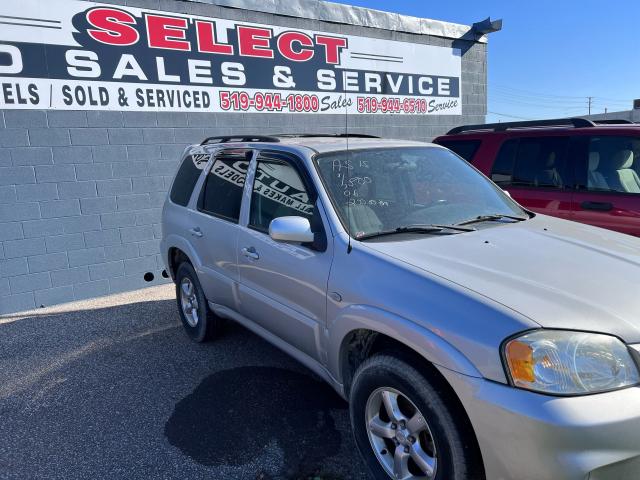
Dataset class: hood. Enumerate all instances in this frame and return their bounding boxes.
[365,215,640,343]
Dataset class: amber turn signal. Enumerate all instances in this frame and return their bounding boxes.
[505,340,535,384]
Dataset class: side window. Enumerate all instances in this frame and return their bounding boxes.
[437,140,481,163]
[249,155,314,232]
[170,154,208,206]
[198,150,251,222]
[584,136,640,194]
[490,139,518,184]
[492,137,569,188]
[513,137,569,188]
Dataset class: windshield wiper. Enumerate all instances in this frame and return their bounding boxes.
[456,214,529,226]
[357,223,475,241]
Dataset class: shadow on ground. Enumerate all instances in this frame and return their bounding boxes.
[165,366,347,478]
[0,287,367,480]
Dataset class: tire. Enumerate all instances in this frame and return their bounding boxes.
[175,262,221,342]
[350,353,484,480]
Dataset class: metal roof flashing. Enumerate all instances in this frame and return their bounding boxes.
[183,0,489,43]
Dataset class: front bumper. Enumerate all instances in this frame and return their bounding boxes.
[438,367,640,480]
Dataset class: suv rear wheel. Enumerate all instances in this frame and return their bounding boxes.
[350,354,483,480]
[175,262,221,342]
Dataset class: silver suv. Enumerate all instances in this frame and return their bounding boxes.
[161,134,640,480]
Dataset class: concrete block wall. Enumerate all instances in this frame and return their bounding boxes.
[0,0,487,314]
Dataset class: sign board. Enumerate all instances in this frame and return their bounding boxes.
[0,0,462,115]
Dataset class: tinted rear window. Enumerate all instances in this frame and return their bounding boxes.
[437,140,481,162]
[490,139,518,184]
[491,137,569,188]
[170,154,208,206]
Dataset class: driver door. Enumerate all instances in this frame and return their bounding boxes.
[236,151,333,363]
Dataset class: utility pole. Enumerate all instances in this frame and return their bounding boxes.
[588,96,593,115]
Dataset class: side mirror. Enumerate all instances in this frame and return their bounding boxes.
[269,216,314,243]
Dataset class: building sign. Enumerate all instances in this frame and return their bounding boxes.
[0,0,462,115]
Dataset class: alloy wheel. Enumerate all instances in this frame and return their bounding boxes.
[179,277,199,327]
[365,387,438,480]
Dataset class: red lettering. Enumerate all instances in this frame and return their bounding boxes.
[87,8,139,46]
[196,21,234,55]
[146,14,190,51]
[315,35,347,64]
[277,31,314,62]
[238,26,273,58]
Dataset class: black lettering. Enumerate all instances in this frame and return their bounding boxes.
[183,90,192,108]
[62,85,73,106]
[15,83,27,104]
[3,83,14,104]
[156,89,165,108]
[76,86,87,105]
[145,89,155,108]
[28,84,39,104]
[98,87,109,105]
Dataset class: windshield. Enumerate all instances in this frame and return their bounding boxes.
[315,146,526,238]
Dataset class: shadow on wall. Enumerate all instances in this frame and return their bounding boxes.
[0,269,173,316]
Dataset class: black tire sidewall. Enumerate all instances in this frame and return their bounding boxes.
[350,356,469,480]
[175,262,213,342]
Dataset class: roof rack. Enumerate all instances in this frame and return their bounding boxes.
[593,119,635,124]
[275,133,381,139]
[200,133,382,145]
[446,117,596,135]
[201,135,281,145]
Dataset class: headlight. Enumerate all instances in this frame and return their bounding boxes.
[504,330,640,395]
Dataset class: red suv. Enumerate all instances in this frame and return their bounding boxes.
[434,118,640,237]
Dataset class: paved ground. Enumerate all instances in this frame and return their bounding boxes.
[0,286,368,480]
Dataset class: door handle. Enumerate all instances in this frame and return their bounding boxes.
[189,227,203,238]
[241,247,260,260]
[581,201,613,212]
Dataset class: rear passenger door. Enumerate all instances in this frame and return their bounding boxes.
[190,148,251,308]
[489,136,574,220]
[571,135,640,236]
[236,151,332,363]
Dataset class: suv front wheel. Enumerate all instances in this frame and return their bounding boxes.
[350,354,484,480]
[175,262,221,342]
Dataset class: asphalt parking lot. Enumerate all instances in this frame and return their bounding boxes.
[0,285,368,480]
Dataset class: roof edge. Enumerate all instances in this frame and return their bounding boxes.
[184,0,488,43]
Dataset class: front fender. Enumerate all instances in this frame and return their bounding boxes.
[327,304,484,385]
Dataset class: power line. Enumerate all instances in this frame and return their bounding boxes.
[491,94,589,107]
[488,111,534,120]
[492,85,634,106]
[589,95,634,103]
[492,84,587,100]
[489,85,636,120]
[492,89,590,104]
[491,98,589,110]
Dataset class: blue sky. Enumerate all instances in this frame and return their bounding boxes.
[332,0,640,122]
